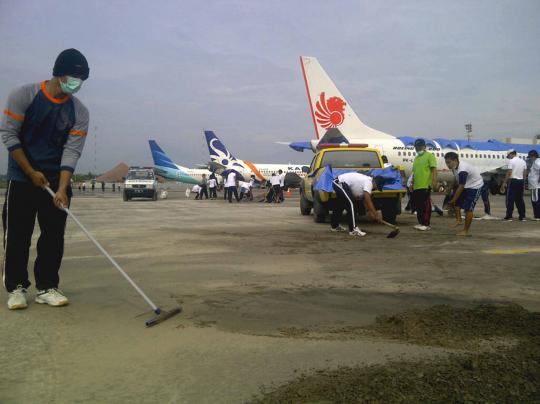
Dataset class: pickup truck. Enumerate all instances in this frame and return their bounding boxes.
[299,146,406,224]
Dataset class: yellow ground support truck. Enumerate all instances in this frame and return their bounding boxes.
[299,145,406,224]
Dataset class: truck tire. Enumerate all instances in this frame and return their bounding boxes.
[123,191,128,202]
[313,194,327,223]
[380,198,398,225]
[300,189,312,215]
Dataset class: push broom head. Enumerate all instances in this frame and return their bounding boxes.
[146,306,182,327]
[386,228,400,238]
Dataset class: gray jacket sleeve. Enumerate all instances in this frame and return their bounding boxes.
[60,98,89,173]
[0,84,36,152]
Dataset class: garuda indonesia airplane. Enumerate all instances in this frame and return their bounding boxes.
[148,140,212,184]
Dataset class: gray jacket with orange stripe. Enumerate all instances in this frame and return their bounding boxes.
[1,81,89,183]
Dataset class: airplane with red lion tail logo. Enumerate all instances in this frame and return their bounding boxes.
[283,56,539,191]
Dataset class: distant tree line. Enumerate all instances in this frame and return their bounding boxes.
[0,172,100,188]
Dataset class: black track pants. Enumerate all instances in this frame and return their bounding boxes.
[531,188,540,219]
[505,179,526,219]
[331,181,356,232]
[199,186,208,200]
[412,188,432,226]
[227,186,239,202]
[2,181,71,292]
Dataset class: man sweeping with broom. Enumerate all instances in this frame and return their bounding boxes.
[330,172,385,237]
[1,49,90,310]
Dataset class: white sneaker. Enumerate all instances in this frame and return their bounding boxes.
[7,285,28,310]
[35,288,69,307]
[331,225,347,232]
[413,224,423,230]
[415,225,431,231]
[349,227,367,237]
[533,218,540,221]
[481,214,499,220]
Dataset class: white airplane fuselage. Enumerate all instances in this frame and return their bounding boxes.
[298,56,535,185]
[333,137,520,183]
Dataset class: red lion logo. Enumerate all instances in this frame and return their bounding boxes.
[315,92,346,128]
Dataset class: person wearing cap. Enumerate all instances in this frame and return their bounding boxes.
[500,149,527,221]
[526,150,540,220]
[411,139,438,231]
[444,152,483,236]
[330,172,383,237]
[1,48,90,310]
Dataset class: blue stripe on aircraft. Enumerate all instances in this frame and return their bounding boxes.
[398,136,540,154]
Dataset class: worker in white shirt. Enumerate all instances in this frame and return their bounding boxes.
[527,150,540,220]
[444,152,484,236]
[239,180,252,201]
[331,172,383,237]
[225,171,240,203]
[208,174,218,199]
[270,173,281,203]
[278,169,285,202]
[191,184,201,199]
[501,149,527,221]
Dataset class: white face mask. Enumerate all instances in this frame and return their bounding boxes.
[60,76,83,94]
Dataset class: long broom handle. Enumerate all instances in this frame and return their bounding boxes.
[381,220,398,230]
[45,186,159,312]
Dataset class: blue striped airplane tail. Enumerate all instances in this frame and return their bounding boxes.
[148,140,178,169]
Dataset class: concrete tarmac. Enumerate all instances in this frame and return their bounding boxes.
[1,190,539,403]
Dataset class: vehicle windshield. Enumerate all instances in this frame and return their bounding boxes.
[127,170,154,180]
[320,150,382,168]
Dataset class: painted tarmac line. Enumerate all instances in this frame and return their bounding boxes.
[483,247,540,255]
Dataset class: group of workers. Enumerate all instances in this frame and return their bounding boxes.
[1,48,539,313]
[190,169,288,204]
[330,138,540,238]
[191,171,256,202]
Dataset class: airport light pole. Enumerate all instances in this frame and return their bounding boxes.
[94,125,98,177]
[465,123,472,142]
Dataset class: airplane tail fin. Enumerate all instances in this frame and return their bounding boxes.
[300,56,394,141]
[204,130,240,167]
[148,140,181,170]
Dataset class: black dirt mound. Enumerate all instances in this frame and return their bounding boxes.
[369,303,540,348]
[251,304,540,404]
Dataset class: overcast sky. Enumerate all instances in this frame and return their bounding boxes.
[1,0,539,173]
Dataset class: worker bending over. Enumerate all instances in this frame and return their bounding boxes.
[331,172,383,237]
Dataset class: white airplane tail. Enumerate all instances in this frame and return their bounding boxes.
[300,56,394,141]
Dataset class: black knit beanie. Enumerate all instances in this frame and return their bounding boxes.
[53,48,89,80]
